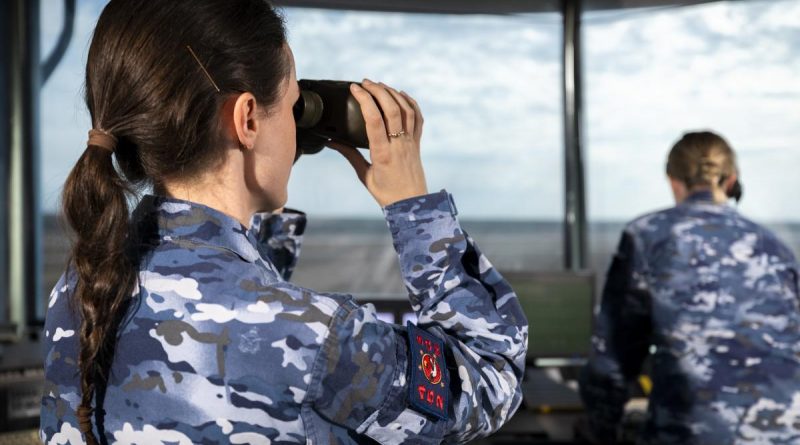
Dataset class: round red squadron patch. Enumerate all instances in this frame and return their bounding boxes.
[421,353,442,385]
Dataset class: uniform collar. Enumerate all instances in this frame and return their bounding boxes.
[135,194,261,263]
[680,190,735,213]
[684,190,715,204]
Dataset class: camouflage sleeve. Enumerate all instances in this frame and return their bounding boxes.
[40,268,82,441]
[310,190,528,444]
[580,230,653,442]
[762,228,800,296]
[250,208,306,281]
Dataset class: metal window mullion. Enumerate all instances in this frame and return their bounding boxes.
[8,0,42,336]
[562,0,588,271]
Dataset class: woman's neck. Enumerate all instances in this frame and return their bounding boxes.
[158,172,255,228]
[686,186,728,204]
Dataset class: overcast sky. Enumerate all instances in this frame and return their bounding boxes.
[40,0,799,222]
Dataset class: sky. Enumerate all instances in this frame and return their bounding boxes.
[39,0,799,222]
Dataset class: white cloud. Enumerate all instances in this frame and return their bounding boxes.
[39,1,799,222]
[584,0,800,221]
[286,8,564,218]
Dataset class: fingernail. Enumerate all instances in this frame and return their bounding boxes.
[363,78,372,84]
[350,83,362,91]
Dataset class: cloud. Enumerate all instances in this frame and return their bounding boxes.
[39,1,799,222]
[286,8,564,218]
[583,0,800,221]
[40,0,106,212]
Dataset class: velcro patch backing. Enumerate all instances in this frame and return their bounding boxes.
[407,322,449,420]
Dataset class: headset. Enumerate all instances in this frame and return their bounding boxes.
[723,176,743,203]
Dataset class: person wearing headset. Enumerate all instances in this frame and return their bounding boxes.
[580,131,800,444]
[39,1,527,444]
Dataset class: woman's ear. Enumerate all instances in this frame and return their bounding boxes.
[723,173,738,192]
[232,92,260,150]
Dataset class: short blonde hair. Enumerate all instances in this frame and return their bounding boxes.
[666,131,738,188]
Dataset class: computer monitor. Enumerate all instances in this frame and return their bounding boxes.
[501,270,595,364]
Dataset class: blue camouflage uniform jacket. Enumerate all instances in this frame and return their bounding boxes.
[580,191,800,444]
[41,190,528,444]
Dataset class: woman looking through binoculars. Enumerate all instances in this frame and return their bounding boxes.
[40,1,528,444]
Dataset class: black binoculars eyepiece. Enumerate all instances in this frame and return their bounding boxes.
[294,79,369,157]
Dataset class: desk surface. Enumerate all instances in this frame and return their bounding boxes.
[468,409,583,444]
[467,396,650,444]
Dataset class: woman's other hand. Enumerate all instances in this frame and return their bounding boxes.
[328,79,427,208]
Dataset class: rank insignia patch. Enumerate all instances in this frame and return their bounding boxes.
[407,322,448,420]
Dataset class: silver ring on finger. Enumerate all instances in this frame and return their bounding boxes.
[388,129,406,138]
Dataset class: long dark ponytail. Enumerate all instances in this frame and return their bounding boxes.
[60,1,289,442]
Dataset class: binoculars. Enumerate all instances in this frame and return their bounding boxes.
[294,79,369,156]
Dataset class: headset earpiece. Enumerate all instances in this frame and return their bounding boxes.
[727,179,743,203]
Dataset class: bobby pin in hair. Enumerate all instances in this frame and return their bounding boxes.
[186,45,221,93]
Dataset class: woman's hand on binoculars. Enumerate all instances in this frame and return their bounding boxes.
[328,79,428,208]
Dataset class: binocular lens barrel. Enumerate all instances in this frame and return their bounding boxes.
[294,90,324,129]
[294,80,369,156]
